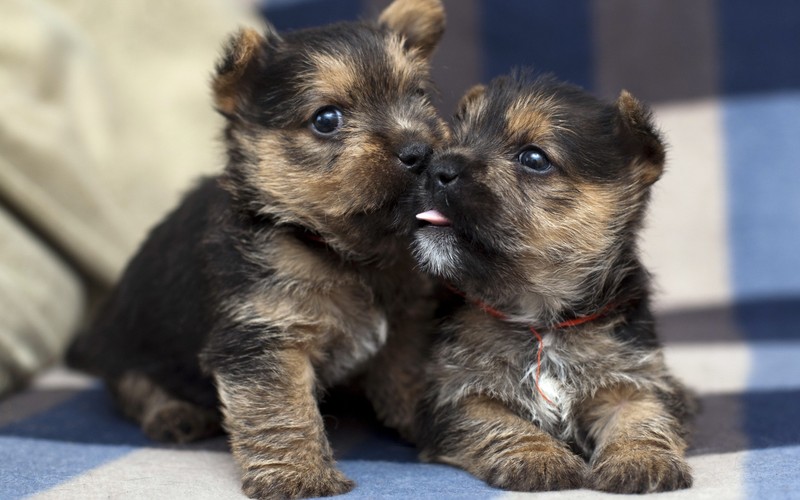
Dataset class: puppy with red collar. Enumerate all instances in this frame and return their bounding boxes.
[412,73,695,493]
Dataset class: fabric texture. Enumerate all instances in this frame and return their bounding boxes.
[0,0,257,395]
[1,0,799,498]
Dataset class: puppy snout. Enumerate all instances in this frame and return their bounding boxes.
[429,156,464,188]
[397,142,433,174]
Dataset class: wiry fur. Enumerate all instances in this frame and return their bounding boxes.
[66,1,447,498]
[410,74,696,493]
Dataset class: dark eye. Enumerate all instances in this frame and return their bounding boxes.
[518,147,554,173]
[415,87,427,97]
[311,106,343,135]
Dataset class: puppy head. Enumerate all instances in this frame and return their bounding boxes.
[413,74,665,312]
[213,0,447,261]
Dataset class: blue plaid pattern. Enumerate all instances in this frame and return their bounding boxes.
[2,1,800,498]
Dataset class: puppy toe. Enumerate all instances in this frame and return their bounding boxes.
[591,441,692,493]
[242,464,355,499]
[142,400,221,443]
[484,443,587,491]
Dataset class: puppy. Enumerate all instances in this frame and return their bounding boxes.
[411,73,695,493]
[66,1,447,497]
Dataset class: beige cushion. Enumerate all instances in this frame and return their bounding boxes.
[0,207,84,395]
[0,0,257,396]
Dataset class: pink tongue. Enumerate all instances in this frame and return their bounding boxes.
[416,210,451,226]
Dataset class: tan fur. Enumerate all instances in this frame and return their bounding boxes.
[215,350,354,499]
[432,83,664,318]
[580,385,692,493]
[206,7,450,494]
[616,90,666,186]
[457,84,487,112]
[407,75,694,494]
[525,180,618,257]
[114,373,221,443]
[379,0,445,59]
[305,52,359,99]
[361,284,436,441]
[385,36,431,90]
[230,244,390,387]
[583,385,668,442]
[422,394,587,491]
[504,100,553,145]
[250,133,393,218]
[212,248,433,497]
[71,2,450,498]
[213,28,265,115]
[262,235,341,286]
[209,25,447,487]
[238,54,441,229]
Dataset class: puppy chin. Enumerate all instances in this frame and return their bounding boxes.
[413,227,462,279]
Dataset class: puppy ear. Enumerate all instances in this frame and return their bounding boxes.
[379,0,445,59]
[454,84,486,119]
[616,90,666,186]
[212,24,281,116]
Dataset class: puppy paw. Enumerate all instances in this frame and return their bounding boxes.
[590,441,692,493]
[241,464,355,499]
[142,400,221,443]
[482,442,587,491]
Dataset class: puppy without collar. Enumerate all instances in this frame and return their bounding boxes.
[67,1,447,498]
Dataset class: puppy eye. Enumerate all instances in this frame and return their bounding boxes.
[415,87,427,97]
[518,147,554,174]
[311,106,343,135]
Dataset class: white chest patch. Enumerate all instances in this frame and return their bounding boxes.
[529,372,565,405]
[520,347,578,439]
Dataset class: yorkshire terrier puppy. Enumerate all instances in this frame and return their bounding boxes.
[67,0,447,497]
[411,73,695,493]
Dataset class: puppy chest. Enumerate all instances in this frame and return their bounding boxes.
[236,278,390,386]
[515,337,604,438]
[312,294,389,387]
[520,360,576,438]
[517,336,662,440]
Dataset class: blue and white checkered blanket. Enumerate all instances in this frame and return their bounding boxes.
[3,0,800,498]
[3,303,800,498]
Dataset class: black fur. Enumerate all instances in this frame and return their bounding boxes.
[67,178,243,409]
[66,1,448,496]
[408,73,695,494]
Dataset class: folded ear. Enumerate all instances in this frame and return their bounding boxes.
[454,84,486,120]
[379,0,445,59]
[616,90,666,186]
[212,24,281,116]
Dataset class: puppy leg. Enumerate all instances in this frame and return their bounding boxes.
[580,385,692,493]
[421,394,586,491]
[363,321,430,442]
[215,348,354,500]
[114,372,221,443]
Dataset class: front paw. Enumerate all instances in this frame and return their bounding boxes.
[591,441,692,493]
[482,442,587,491]
[241,463,355,499]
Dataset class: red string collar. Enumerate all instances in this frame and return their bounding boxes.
[289,224,332,250]
[446,283,620,405]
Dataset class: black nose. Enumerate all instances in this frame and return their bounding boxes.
[429,156,464,188]
[397,142,432,174]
